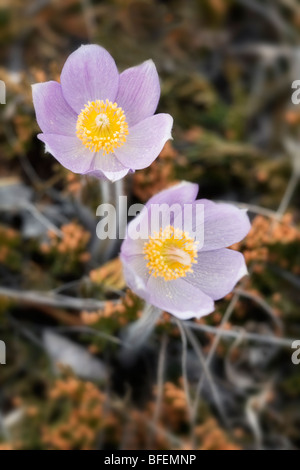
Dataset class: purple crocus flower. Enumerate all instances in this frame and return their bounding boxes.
[32,45,173,182]
[120,182,251,319]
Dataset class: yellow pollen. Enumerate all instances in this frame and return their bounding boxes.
[143,225,198,281]
[76,99,129,154]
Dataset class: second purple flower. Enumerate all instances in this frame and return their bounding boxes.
[120,182,251,320]
[32,45,173,182]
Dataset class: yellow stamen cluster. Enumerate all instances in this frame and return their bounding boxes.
[143,225,198,281]
[76,99,128,154]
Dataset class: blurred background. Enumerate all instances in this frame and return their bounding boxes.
[0,0,300,450]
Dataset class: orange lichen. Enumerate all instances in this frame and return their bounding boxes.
[0,225,21,270]
[0,443,14,450]
[284,110,300,125]
[122,380,240,450]
[49,222,90,253]
[195,418,240,450]
[65,173,82,195]
[89,257,125,290]
[80,291,141,328]
[232,214,300,267]
[6,374,241,451]
[42,377,110,450]
[40,221,91,274]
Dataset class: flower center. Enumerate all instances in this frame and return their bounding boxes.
[76,99,129,154]
[143,225,198,281]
